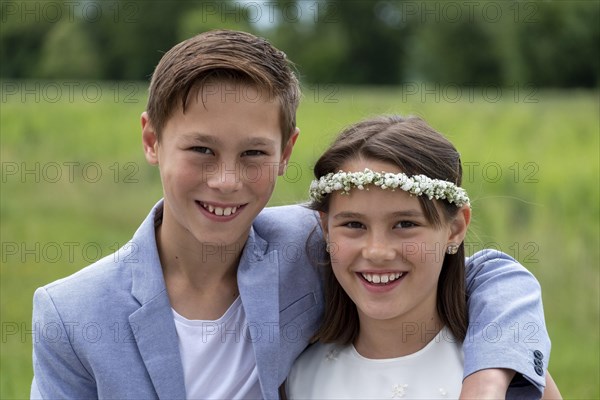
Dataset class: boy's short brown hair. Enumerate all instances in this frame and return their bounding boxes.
[146,30,300,145]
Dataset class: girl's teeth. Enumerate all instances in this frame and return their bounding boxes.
[361,272,404,284]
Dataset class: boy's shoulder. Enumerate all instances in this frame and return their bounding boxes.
[37,248,138,317]
[254,203,320,237]
[36,203,161,316]
[42,251,129,292]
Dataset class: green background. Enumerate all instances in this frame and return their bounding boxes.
[1,82,598,398]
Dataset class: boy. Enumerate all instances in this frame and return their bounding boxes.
[31,30,550,399]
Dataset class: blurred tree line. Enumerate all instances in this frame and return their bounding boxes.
[1,0,598,86]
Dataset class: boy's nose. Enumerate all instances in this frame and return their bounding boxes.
[206,162,243,193]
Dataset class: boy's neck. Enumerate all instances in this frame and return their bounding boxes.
[155,214,245,320]
[353,312,444,359]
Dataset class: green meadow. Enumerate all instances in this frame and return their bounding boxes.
[1,81,598,398]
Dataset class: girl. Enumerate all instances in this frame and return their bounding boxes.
[286,115,561,399]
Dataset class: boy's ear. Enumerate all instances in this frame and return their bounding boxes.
[278,127,300,176]
[141,112,159,165]
[447,205,471,247]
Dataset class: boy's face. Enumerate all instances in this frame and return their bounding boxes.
[142,82,298,250]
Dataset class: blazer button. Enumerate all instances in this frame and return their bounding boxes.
[533,350,544,359]
[534,365,544,376]
[534,358,543,367]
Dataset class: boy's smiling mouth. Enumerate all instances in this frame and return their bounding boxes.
[197,201,246,217]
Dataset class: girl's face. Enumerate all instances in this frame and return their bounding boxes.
[320,158,469,328]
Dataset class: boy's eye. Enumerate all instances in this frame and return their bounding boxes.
[190,146,214,155]
[242,150,266,157]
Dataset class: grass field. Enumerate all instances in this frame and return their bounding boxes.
[1,81,598,398]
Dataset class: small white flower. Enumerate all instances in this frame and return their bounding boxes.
[325,348,339,361]
[308,168,470,207]
[391,383,408,398]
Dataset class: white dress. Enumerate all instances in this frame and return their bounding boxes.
[287,327,463,399]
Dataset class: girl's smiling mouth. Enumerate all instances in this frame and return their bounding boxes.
[357,271,408,292]
[360,271,405,284]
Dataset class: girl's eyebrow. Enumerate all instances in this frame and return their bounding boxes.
[390,210,424,218]
[333,211,363,220]
[333,209,423,220]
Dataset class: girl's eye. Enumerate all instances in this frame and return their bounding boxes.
[343,221,365,229]
[190,146,214,155]
[395,221,417,229]
[242,150,266,157]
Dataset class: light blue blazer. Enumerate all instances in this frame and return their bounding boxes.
[31,201,550,399]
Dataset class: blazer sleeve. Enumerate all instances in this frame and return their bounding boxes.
[31,287,97,399]
[464,250,550,399]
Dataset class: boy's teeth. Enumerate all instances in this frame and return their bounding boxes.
[361,272,404,284]
[202,203,238,217]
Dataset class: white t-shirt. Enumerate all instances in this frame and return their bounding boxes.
[287,326,463,399]
[173,297,263,399]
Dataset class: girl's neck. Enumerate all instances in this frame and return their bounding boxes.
[354,312,444,359]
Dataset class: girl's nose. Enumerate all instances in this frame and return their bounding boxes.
[361,239,396,263]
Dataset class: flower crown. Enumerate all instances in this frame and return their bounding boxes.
[309,168,470,207]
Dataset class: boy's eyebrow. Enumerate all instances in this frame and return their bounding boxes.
[333,209,423,220]
[243,137,277,147]
[185,133,277,147]
[186,133,219,145]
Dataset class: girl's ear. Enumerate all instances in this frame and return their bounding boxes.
[141,112,159,165]
[447,205,471,246]
[318,211,329,238]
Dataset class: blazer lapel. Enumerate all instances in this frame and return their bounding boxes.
[128,202,186,399]
[129,295,186,399]
[237,227,280,400]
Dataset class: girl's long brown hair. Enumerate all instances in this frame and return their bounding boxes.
[308,115,468,344]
